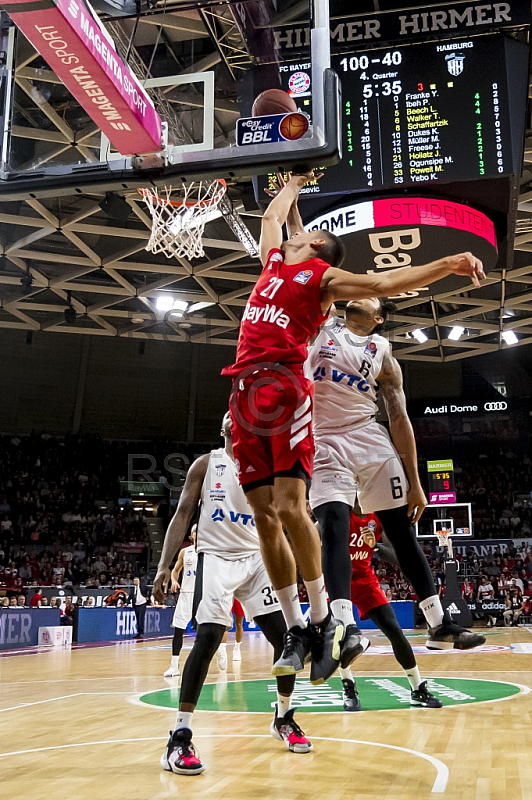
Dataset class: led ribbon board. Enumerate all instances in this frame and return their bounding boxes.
[305,196,498,297]
[3,0,162,155]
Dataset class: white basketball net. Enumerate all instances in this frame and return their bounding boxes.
[436,529,453,555]
[139,180,226,260]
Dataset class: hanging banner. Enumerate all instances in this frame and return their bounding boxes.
[2,0,162,155]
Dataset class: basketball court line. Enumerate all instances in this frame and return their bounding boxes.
[0,734,449,793]
[0,691,131,713]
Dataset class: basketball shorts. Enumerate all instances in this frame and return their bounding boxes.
[232,599,245,618]
[351,571,389,620]
[229,368,314,486]
[195,550,279,627]
[172,591,194,629]
[309,420,409,513]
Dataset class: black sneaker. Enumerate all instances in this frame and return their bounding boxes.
[410,681,443,708]
[309,611,345,685]
[270,706,313,753]
[271,625,312,676]
[426,617,486,651]
[340,624,370,668]
[160,728,205,775]
[342,678,361,711]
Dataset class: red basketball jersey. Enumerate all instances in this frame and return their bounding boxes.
[349,512,382,578]
[222,249,330,377]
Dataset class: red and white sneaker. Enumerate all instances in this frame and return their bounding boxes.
[160,728,206,775]
[270,706,313,753]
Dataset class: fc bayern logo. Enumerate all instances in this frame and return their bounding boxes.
[288,71,311,95]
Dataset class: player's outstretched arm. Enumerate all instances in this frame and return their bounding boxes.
[378,353,427,524]
[152,453,208,604]
[260,172,313,264]
[320,252,485,307]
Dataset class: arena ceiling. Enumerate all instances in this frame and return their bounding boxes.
[0,0,531,362]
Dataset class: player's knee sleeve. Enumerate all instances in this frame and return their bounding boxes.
[313,501,353,602]
[255,611,296,696]
[179,623,226,707]
[368,604,416,670]
[375,506,436,602]
[172,627,184,656]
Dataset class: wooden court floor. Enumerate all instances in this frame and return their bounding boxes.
[1,627,532,800]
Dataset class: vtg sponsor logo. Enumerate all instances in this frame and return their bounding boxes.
[212,509,256,526]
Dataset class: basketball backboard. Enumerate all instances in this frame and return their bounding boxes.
[0,0,341,199]
[416,503,473,539]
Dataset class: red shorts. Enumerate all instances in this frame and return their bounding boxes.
[232,599,244,618]
[229,368,314,486]
[351,569,389,620]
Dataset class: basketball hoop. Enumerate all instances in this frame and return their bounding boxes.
[138,180,227,260]
[436,529,454,557]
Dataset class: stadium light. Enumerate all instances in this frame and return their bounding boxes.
[412,329,429,343]
[501,330,518,345]
[448,326,465,341]
[169,299,189,318]
[156,295,174,312]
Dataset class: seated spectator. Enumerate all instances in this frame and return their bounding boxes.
[17,594,26,607]
[504,587,524,627]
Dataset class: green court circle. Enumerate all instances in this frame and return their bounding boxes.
[139,676,521,713]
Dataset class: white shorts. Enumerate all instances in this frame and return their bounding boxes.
[309,421,409,514]
[172,591,194,629]
[195,550,279,627]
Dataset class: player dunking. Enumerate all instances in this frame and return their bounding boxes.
[340,509,442,711]
[154,415,312,775]
[222,172,485,684]
[306,298,486,651]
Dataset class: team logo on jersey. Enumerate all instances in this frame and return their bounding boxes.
[235,459,241,475]
[364,341,377,359]
[215,464,226,477]
[368,519,377,531]
[293,269,313,285]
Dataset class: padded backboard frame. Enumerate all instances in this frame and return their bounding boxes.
[416,503,473,538]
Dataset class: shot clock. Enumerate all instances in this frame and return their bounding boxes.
[427,459,456,504]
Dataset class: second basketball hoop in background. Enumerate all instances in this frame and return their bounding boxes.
[139,180,226,260]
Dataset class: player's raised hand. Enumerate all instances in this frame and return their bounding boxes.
[407,483,428,524]
[264,171,289,198]
[447,252,485,288]
[153,566,171,604]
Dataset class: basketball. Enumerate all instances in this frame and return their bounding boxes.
[279,112,309,141]
[252,88,297,117]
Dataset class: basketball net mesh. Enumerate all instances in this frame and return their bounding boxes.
[436,530,453,556]
[139,181,226,260]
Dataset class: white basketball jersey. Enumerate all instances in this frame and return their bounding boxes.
[180,546,198,593]
[197,448,260,560]
[306,317,389,433]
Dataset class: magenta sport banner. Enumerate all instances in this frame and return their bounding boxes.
[3,0,162,155]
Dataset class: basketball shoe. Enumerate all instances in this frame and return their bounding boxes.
[342,678,361,711]
[309,611,345,685]
[426,614,486,650]
[163,656,180,677]
[232,642,242,662]
[340,624,370,668]
[270,706,313,753]
[410,681,443,708]
[216,645,228,670]
[160,728,205,775]
[271,625,313,676]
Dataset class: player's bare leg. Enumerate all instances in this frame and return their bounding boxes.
[246,477,344,684]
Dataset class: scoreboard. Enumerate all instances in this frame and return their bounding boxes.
[269,34,527,198]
